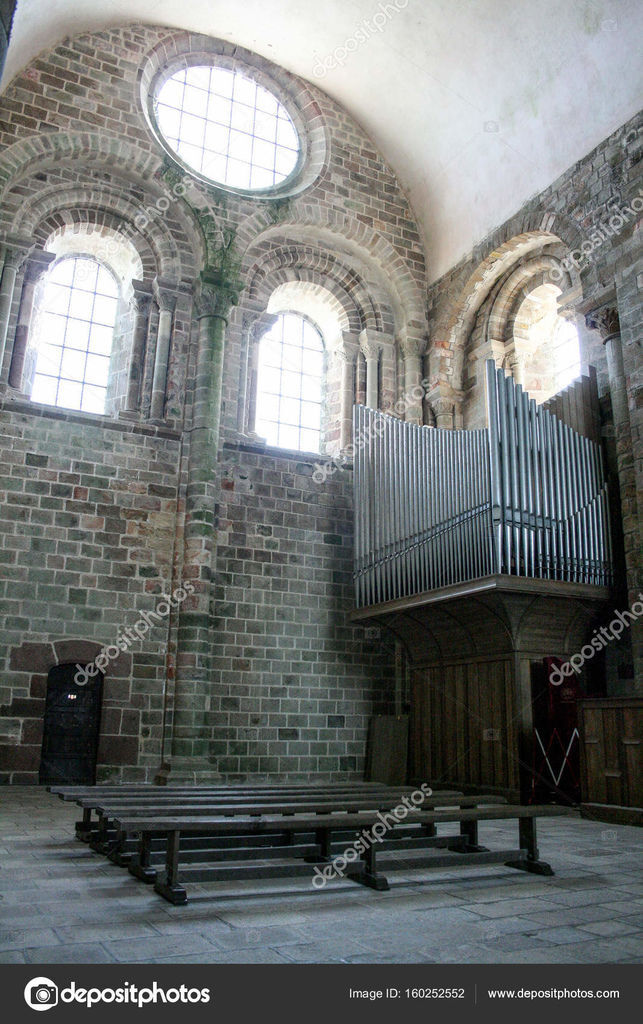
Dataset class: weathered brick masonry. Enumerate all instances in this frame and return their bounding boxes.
[0,21,639,783]
[0,24,413,781]
[0,401,181,781]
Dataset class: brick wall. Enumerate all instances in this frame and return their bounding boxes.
[0,24,410,781]
[208,442,395,778]
[0,399,182,782]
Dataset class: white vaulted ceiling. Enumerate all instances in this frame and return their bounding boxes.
[2,0,642,281]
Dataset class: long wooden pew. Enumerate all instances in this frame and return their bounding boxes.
[50,783,416,839]
[111,804,570,903]
[83,789,468,860]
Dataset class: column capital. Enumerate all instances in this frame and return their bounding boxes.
[359,328,391,361]
[334,332,359,364]
[401,335,428,359]
[153,277,178,314]
[359,337,382,362]
[193,269,240,322]
[129,279,154,314]
[585,306,620,343]
[0,235,34,272]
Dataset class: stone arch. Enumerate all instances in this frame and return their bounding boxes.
[485,256,573,347]
[267,280,352,339]
[236,203,426,336]
[244,245,390,334]
[0,131,206,277]
[437,225,583,392]
[41,219,149,285]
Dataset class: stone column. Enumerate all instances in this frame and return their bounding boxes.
[0,237,33,382]
[402,336,427,424]
[359,332,381,411]
[149,279,177,422]
[8,251,55,390]
[122,280,153,417]
[335,336,358,451]
[432,396,455,430]
[585,305,642,683]
[156,268,239,784]
[507,353,525,387]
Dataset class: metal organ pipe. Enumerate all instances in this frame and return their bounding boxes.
[352,360,613,606]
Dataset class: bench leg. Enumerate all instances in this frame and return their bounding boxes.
[348,839,389,891]
[459,819,489,853]
[505,817,554,876]
[305,827,332,863]
[154,830,188,904]
[128,832,157,883]
[75,808,93,841]
[106,828,133,867]
[89,816,110,854]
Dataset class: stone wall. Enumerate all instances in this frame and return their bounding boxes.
[0,24,408,781]
[0,399,182,782]
[208,442,394,778]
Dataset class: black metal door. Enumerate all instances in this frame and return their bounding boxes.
[39,663,103,785]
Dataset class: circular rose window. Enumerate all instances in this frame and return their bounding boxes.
[155,65,300,192]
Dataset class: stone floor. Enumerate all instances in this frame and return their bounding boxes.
[0,787,641,965]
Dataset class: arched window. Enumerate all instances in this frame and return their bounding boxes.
[255,313,324,452]
[30,256,118,414]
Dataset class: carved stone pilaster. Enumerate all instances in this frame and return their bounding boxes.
[149,278,178,421]
[153,278,178,315]
[121,280,153,417]
[401,336,427,360]
[401,335,428,423]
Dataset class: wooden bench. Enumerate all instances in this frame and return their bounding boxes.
[110,804,569,904]
[78,789,468,860]
[49,783,416,840]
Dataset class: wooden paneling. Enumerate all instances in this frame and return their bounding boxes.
[578,698,642,817]
[410,658,520,796]
[365,715,409,785]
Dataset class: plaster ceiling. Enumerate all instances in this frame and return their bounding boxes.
[2,0,642,281]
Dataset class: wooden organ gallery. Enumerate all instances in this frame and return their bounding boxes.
[352,361,630,808]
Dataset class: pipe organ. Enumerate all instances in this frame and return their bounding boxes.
[353,360,613,608]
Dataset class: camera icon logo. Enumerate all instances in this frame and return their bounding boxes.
[24,977,59,1012]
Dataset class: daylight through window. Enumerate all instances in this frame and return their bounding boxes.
[255,313,323,453]
[156,66,299,191]
[31,257,118,414]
